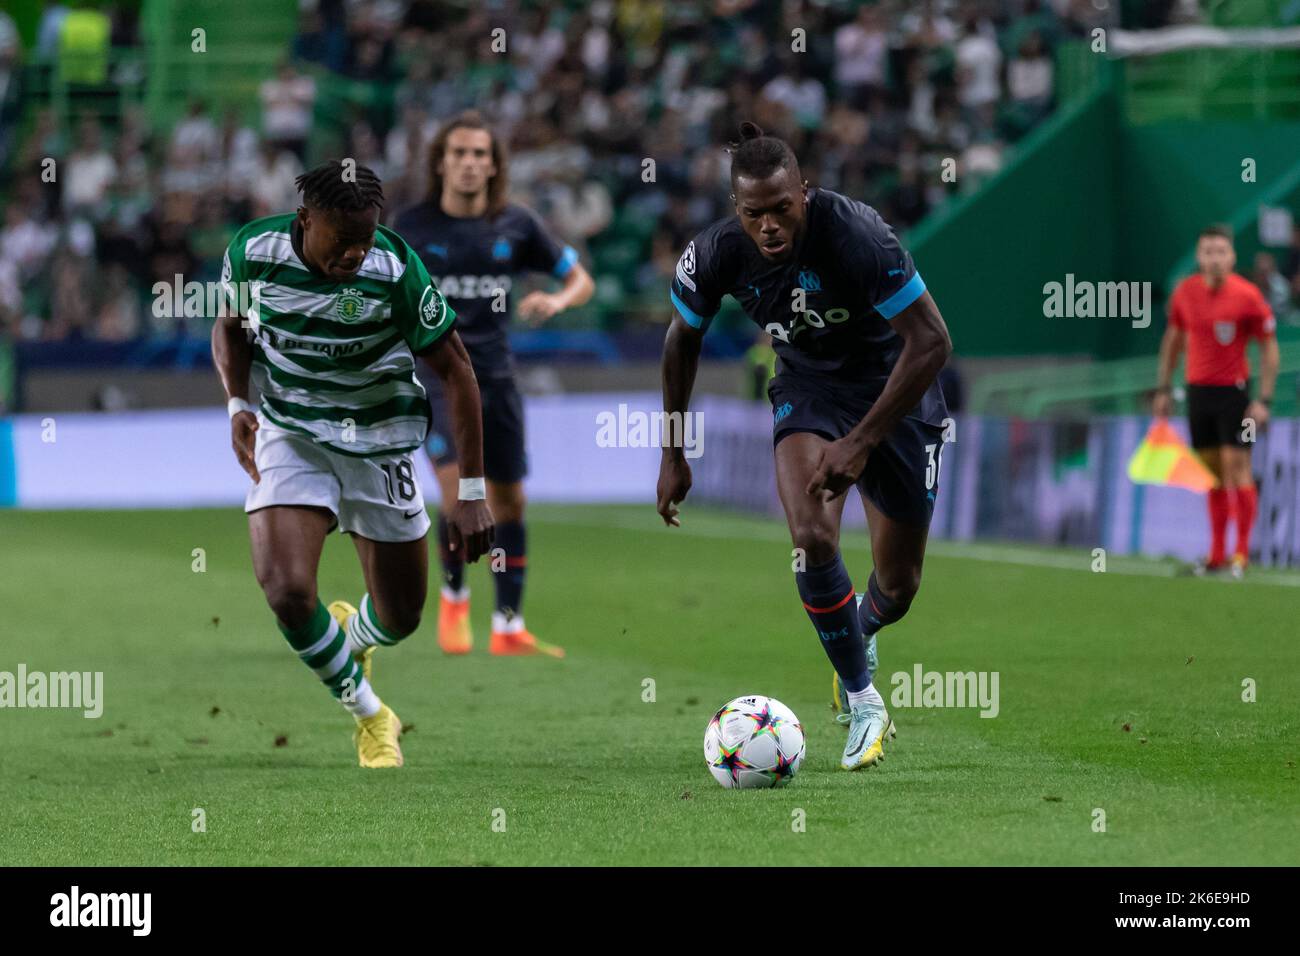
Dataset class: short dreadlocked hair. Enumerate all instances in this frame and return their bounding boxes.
[295,161,385,212]
[726,122,798,190]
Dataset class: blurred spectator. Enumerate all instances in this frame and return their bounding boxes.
[0,11,20,147]
[57,3,112,87]
[170,98,220,165]
[516,6,567,80]
[1,202,59,290]
[834,5,888,103]
[539,168,614,260]
[17,108,66,183]
[347,35,396,83]
[47,232,95,341]
[1251,252,1293,318]
[0,258,20,340]
[219,107,261,214]
[7,0,1141,344]
[294,2,349,73]
[1282,223,1300,304]
[1006,30,1054,137]
[761,55,827,132]
[383,104,436,214]
[93,263,141,341]
[260,60,316,160]
[955,15,1002,121]
[249,143,303,219]
[347,120,388,182]
[36,1,71,63]
[63,118,117,219]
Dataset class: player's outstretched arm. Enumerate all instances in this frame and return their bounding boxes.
[212,313,260,483]
[657,315,703,526]
[420,331,495,561]
[808,291,952,501]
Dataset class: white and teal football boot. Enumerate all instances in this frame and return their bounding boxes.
[838,698,891,771]
[830,594,895,741]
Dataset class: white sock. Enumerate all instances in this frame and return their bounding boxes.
[846,683,883,709]
[342,678,381,719]
[441,585,469,603]
[492,611,524,634]
[341,611,368,654]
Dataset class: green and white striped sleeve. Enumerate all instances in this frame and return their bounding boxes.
[390,236,455,355]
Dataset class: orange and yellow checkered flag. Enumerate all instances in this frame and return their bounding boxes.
[1127,418,1219,493]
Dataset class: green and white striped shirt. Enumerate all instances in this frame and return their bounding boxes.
[221,213,456,457]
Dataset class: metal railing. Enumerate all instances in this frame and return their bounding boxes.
[1121,46,1300,123]
[970,338,1300,416]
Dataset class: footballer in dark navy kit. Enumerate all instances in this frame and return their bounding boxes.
[657,123,953,773]
[395,110,594,659]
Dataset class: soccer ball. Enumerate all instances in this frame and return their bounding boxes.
[704,695,805,789]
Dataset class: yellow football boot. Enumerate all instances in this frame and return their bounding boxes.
[353,704,403,769]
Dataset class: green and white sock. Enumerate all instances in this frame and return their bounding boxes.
[346,593,404,650]
[278,600,380,718]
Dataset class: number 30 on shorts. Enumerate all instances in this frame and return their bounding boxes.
[924,442,944,491]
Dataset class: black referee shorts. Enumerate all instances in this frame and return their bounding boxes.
[1186,383,1250,449]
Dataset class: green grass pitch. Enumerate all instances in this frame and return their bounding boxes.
[1,504,1296,866]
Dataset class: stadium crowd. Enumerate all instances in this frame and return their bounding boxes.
[1,0,1277,345]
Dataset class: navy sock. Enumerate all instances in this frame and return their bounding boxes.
[436,512,465,593]
[859,571,912,636]
[796,554,869,693]
[493,520,527,620]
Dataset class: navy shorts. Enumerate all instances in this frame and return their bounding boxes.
[416,366,528,483]
[768,373,947,528]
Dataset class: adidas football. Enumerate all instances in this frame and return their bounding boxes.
[703,695,806,788]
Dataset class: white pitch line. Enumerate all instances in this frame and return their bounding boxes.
[532,509,1300,588]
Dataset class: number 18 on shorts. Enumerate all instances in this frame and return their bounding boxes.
[245,418,431,543]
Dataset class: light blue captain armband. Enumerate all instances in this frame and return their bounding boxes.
[875,272,926,320]
[670,288,714,333]
[553,246,578,279]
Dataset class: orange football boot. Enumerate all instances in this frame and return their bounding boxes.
[489,623,564,658]
[437,592,473,654]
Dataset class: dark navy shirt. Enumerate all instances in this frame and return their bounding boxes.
[670,188,940,419]
[393,201,577,379]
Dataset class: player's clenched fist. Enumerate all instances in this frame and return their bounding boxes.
[231,410,261,483]
[807,436,869,502]
[657,453,692,527]
[448,499,495,562]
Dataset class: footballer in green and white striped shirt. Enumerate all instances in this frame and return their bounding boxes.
[212,160,495,769]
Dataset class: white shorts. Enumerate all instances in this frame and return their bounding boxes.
[244,417,431,543]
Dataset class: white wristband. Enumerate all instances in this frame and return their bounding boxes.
[458,477,486,501]
[227,397,255,419]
